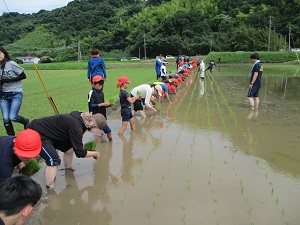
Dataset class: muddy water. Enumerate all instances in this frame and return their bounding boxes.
[28,72,300,225]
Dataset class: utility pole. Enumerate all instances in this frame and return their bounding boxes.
[139,47,140,59]
[77,39,81,62]
[144,32,147,60]
[268,16,272,51]
[288,26,291,51]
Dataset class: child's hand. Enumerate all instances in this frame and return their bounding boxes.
[93,151,100,159]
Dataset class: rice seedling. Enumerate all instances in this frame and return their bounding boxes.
[108,97,116,105]
[181,199,185,210]
[20,159,42,176]
[84,141,97,151]
[187,179,191,192]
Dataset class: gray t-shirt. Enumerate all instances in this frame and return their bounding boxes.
[1,61,24,92]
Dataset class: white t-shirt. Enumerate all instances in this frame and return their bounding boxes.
[131,84,153,108]
[160,64,167,77]
[200,62,205,77]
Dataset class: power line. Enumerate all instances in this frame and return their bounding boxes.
[2,0,10,12]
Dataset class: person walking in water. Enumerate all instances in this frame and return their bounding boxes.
[205,59,217,74]
[0,46,29,136]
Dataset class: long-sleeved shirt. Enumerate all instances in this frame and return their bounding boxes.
[0,136,21,184]
[87,55,106,80]
[27,111,88,158]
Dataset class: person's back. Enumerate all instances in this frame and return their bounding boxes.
[0,136,21,184]
[0,175,42,225]
[87,48,106,81]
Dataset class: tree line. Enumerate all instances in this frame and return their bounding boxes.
[0,0,299,61]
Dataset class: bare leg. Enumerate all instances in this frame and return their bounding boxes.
[248,97,255,110]
[64,148,74,168]
[45,165,58,189]
[118,121,128,135]
[129,118,136,130]
[254,97,260,109]
[139,110,147,118]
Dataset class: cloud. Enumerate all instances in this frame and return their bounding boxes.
[0,0,73,15]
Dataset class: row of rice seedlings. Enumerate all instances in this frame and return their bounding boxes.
[206,74,288,224]
[205,75,226,130]
[208,75,253,146]
[117,72,199,221]
[180,74,200,224]
[145,71,199,223]
[209,74,289,222]
[206,74,257,223]
[203,75,221,224]
[207,74,252,224]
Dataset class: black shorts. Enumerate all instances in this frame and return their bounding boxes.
[40,139,61,166]
[121,108,133,122]
[247,85,261,97]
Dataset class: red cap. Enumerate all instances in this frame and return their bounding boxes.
[14,129,42,158]
[92,75,104,83]
[116,76,131,88]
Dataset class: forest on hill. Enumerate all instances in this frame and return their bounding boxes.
[0,0,299,61]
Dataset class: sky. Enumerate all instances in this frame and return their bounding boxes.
[0,0,73,15]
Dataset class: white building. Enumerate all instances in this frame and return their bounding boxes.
[16,56,40,64]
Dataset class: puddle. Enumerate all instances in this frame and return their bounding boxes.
[28,72,300,225]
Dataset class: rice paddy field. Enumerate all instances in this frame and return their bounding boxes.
[18,61,300,225]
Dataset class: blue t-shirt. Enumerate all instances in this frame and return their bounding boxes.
[250,62,263,87]
[0,136,21,184]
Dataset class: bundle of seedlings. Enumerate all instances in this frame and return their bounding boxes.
[20,159,42,176]
[108,97,116,106]
[84,141,97,151]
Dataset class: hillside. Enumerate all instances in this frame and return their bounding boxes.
[1,0,299,61]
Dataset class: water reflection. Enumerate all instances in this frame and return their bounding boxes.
[199,79,205,96]
[28,73,300,225]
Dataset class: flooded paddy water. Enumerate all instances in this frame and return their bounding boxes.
[29,68,300,225]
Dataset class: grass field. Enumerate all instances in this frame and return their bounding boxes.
[0,60,298,136]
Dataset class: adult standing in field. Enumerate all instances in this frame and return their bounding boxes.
[0,46,30,136]
[27,111,107,189]
[0,175,42,225]
[247,53,263,110]
[87,47,107,83]
[0,129,42,184]
[155,54,163,80]
[198,58,205,80]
